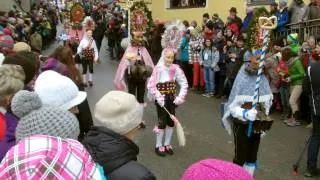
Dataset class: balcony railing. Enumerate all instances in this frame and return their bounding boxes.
[273,19,320,43]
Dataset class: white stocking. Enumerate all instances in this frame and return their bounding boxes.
[89,73,93,82]
[156,130,164,148]
[164,127,174,146]
[82,74,87,83]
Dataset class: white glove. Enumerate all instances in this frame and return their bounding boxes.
[173,97,184,105]
[211,62,217,69]
[244,109,257,121]
[156,95,165,107]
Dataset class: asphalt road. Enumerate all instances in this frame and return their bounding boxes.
[44,34,317,180]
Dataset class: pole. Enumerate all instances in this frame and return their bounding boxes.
[247,16,277,137]
[126,0,133,40]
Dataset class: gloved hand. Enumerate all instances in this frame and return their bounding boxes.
[244,109,258,121]
[173,96,184,105]
[156,95,165,107]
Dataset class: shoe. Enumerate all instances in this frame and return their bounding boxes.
[82,82,88,87]
[304,169,317,177]
[165,145,174,155]
[89,81,93,87]
[287,121,301,127]
[155,147,166,157]
[202,93,210,97]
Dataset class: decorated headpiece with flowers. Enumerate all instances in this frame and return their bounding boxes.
[82,16,95,32]
[130,1,152,47]
[161,20,186,53]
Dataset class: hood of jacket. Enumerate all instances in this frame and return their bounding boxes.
[82,126,139,174]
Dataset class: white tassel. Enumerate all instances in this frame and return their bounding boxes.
[175,121,186,147]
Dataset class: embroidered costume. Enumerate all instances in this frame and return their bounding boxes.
[77,17,98,87]
[222,50,273,176]
[147,20,188,156]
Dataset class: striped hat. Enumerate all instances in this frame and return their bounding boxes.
[0,135,105,179]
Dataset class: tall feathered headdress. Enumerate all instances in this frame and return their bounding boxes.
[82,16,95,32]
[161,20,186,52]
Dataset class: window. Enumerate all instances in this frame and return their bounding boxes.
[167,0,207,9]
[247,0,275,6]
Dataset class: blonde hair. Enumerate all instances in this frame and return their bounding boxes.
[0,65,25,100]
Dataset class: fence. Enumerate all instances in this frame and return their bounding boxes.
[273,19,320,44]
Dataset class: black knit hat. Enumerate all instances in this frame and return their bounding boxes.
[3,51,39,84]
[205,20,214,30]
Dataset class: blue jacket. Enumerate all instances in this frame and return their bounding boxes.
[179,37,189,62]
[241,12,253,32]
[276,8,289,32]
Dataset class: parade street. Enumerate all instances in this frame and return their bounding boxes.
[42,35,315,180]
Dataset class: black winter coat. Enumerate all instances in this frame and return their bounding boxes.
[82,126,156,180]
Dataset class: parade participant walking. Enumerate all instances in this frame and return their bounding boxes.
[147,20,188,156]
[77,16,98,87]
[222,50,273,176]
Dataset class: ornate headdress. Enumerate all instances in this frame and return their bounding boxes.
[82,16,95,32]
[161,20,186,52]
[129,1,152,47]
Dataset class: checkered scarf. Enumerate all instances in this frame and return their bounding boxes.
[0,135,104,180]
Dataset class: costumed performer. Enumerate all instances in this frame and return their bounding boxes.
[221,49,273,176]
[77,16,98,87]
[114,1,154,127]
[147,20,188,157]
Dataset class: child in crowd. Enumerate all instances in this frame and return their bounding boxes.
[0,65,25,161]
[282,47,305,126]
[200,39,220,97]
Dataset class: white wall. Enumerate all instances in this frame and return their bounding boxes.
[0,0,31,13]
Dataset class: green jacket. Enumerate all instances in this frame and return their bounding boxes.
[288,57,305,86]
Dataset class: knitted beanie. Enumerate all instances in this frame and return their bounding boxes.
[13,42,31,52]
[287,33,298,44]
[3,51,39,84]
[11,90,80,142]
[94,91,143,135]
[181,159,254,180]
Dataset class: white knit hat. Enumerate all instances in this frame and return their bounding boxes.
[94,91,143,135]
[34,70,87,110]
[0,53,4,65]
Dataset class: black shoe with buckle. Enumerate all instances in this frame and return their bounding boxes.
[155,147,166,157]
[165,145,174,155]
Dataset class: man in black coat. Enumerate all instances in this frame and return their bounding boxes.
[82,91,156,180]
[304,60,320,178]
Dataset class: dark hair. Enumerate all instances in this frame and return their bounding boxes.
[183,20,189,27]
[203,13,210,19]
[204,38,213,47]
[281,47,295,61]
